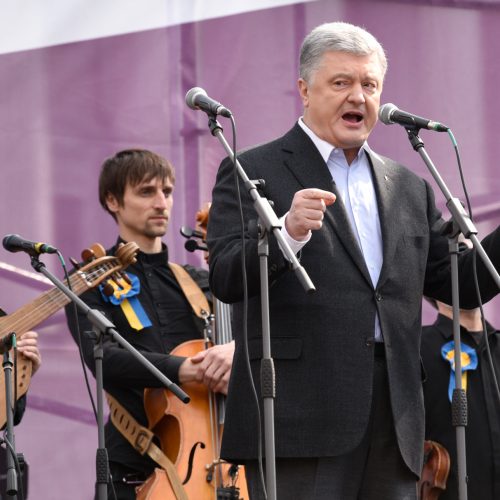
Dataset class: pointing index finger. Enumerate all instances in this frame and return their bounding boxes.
[303,188,336,205]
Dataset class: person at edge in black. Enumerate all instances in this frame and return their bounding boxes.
[65,149,234,499]
[0,329,42,424]
[422,295,500,500]
[206,21,500,500]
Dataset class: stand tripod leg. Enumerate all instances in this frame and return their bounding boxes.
[2,333,18,498]
[93,332,109,500]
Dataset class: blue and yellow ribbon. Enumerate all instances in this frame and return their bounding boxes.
[99,273,152,331]
[441,340,478,402]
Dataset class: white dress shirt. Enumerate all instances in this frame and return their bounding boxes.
[279,119,384,341]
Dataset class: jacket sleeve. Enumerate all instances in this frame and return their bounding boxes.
[422,179,500,307]
[206,155,291,304]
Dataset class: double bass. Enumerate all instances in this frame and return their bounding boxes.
[138,204,248,499]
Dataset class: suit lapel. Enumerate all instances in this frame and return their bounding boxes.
[367,150,402,288]
[280,124,332,191]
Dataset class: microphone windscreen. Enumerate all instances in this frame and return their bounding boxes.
[378,103,397,125]
[185,87,206,109]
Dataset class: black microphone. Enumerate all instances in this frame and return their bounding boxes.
[3,234,58,256]
[184,240,208,253]
[379,103,449,132]
[185,87,232,118]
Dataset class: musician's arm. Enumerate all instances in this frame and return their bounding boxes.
[65,289,186,388]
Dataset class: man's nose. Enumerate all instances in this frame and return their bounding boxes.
[153,191,168,208]
[348,83,366,103]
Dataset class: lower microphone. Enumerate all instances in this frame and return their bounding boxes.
[184,240,208,253]
[3,234,58,256]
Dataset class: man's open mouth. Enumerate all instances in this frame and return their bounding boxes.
[342,112,363,123]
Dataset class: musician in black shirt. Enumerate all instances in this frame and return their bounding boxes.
[65,149,234,499]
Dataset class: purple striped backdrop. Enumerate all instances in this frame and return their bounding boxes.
[0,1,499,497]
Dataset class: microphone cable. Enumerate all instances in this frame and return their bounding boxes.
[446,129,500,406]
[228,113,268,499]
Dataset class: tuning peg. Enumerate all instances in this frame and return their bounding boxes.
[70,257,82,270]
[101,280,115,297]
[90,243,106,258]
[81,243,106,262]
[120,272,132,285]
[81,248,95,262]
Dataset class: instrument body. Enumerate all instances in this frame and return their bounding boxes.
[143,339,246,499]
[418,440,450,500]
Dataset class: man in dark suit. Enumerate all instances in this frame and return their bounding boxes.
[206,21,500,499]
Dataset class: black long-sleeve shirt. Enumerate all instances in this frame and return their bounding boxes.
[421,313,500,500]
[65,240,208,474]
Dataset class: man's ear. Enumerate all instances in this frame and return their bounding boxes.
[105,193,120,214]
[297,78,309,107]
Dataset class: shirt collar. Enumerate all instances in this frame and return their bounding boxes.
[298,117,371,164]
[434,313,497,344]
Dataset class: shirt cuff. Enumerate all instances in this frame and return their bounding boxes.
[278,213,311,259]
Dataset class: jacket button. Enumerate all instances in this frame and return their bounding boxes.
[375,291,382,302]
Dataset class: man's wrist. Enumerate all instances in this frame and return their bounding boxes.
[278,213,311,258]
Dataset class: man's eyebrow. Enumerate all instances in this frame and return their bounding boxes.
[330,72,352,79]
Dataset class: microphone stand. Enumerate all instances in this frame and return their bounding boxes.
[405,128,500,500]
[29,256,190,500]
[205,114,315,500]
[2,333,19,499]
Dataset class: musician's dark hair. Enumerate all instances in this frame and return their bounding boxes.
[98,149,175,220]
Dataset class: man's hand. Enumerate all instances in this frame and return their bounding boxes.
[285,188,336,241]
[17,330,42,375]
[178,341,234,395]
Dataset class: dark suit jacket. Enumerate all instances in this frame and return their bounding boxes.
[206,123,500,476]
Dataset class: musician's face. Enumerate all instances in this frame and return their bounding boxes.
[106,176,174,249]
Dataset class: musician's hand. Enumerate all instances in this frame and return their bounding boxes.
[181,341,234,395]
[17,331,42,375]
[285,188,336,241]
